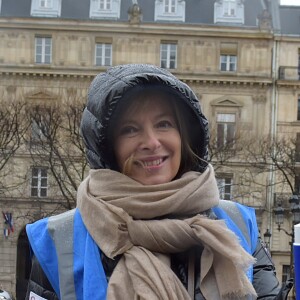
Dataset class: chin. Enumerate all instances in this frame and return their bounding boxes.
[137,176,173,186]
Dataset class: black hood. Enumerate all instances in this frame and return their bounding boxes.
[80,64,209,172]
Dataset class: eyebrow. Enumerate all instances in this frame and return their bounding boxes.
[121,112,174,123]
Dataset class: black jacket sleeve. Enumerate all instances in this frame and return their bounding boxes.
[25,255,59,300]
[252,238,293,299]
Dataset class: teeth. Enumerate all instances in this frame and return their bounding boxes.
[143,159,163,167]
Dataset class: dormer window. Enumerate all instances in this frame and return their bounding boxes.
[155,0,185,22]
[99,0,111,10]
[214,0,244,24]
[223,0,236,16]
[90,0,120,19]
[165,0,176,13]
[40,0,53,8]
[31,0,61,17]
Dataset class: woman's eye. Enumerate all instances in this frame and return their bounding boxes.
[119,126,138,135]
[157,120,173,129]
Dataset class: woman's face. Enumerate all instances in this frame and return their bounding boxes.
[114,96,182,185]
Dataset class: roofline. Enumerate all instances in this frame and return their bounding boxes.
[0,17,274,39]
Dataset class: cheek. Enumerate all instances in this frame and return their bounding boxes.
[113,139,125,167]
[173,135,182,164]
[114,138,133,168]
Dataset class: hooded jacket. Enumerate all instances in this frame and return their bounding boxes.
[26,64,292,300]
[80,64,209,172]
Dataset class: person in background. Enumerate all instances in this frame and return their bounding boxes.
[26,64,292,300]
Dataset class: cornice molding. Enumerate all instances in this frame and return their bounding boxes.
[0,68,96,79]
[0,68,272,87]
[276,80,300,89]
[180,77,271,87]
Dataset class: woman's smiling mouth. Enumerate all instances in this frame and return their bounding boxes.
[135,157,167,169]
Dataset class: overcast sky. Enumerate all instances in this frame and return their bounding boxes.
[280,0,300,5]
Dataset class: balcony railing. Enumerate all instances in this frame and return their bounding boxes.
[279,66,300,81]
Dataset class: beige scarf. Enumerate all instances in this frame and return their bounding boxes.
[77,164,257,300]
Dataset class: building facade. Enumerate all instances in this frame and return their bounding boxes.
[0,0,300,298]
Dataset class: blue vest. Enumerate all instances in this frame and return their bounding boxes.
[26,201,258,300]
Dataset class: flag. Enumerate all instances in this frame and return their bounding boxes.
[2,212,14,238]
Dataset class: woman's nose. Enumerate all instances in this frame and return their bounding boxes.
[139,129,161,150]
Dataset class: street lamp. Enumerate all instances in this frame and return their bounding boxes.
[290,195,300,224]
[274,195,300,234]
[274,201,285,231]
[263,228,272,250]
[274,194,300,299]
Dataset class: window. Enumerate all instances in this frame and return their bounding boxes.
[40,0,53,8]
[223,0,236,16]
[89,0,120,19]
[95,43,112,66]
[217,113,236,148]
[160,43,177,69]
[282,265,291,283]
[220,42,237,72]
[155,0,185,22]
[31,118,48,142]
[214,0,244,24]
[211,97,242,151]
[99,0,111,10]
[31,167,48,197]
[220,55,237,72]
[164,0,176,13]
[217,177,232,200]
[35,37,52,64]
[31,0,61,17]
[30,107,50,143]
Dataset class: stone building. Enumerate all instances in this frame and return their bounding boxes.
[0,0,299,298]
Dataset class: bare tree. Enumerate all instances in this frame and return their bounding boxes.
[26,99,88,209]
[244,135,298,195]
[207,130,298,206]
[0,98,29,195]
[208,128,242,171]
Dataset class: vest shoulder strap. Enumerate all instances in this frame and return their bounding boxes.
[48,209,77,300]
[47,209,108,300]
[217,200,251,246]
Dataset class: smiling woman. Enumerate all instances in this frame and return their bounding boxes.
[113,94,182,185]
[25,64,292,300]
[109,86,203,184]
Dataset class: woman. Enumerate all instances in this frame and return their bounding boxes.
[26,64,292,300]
